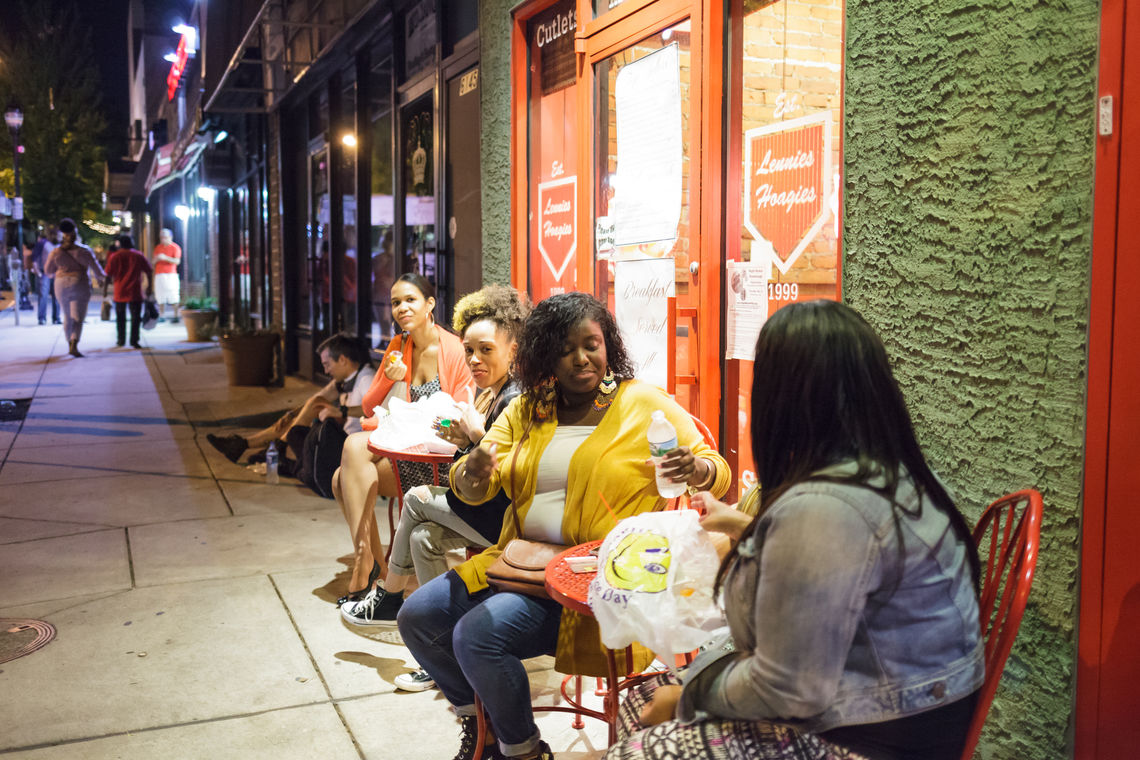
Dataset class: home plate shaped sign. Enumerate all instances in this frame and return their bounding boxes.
[744,112,832,274]
[537,176,577,281]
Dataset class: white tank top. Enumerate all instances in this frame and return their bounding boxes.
[522,426,596,544]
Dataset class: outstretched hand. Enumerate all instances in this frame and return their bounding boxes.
[694,492,753,541]
[465,441,498,483]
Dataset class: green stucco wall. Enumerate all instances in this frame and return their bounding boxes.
[843,1,1099,756]
[480,0,514,285]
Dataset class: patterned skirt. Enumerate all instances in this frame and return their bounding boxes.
[605,673,869,760]
[395,377,451,490]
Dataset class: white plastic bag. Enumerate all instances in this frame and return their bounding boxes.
[589,510,724,661]
[367,391,462,454]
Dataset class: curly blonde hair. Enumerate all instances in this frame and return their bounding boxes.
[451,284,531,341]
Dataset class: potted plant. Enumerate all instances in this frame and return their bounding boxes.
[219,325,279,386]
[179,297,218,342]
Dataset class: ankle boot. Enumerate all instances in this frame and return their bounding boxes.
[68,340,83,358]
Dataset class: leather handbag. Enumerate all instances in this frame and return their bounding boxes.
[100,299,112,321]
[485,538,564,598]
[484,415,566,598]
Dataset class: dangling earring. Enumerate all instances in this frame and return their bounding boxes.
[593,369,617,412]
[535,377,557,421]
[598,369,616,395]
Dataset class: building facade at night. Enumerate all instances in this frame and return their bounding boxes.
[123,1,1135,757]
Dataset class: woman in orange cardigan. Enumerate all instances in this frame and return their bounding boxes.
[332,273,475,604]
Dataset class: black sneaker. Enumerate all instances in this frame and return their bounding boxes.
[339,587,403,627]
[206,433,248,463]
[504,742,552,760]
[453,715,501,760]
[394,668,436,692]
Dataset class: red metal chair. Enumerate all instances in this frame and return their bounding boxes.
[961,489,1043,760]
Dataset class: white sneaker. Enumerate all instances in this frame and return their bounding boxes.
[394,668,436,692]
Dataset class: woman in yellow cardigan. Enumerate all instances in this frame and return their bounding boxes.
[397,292,730,760]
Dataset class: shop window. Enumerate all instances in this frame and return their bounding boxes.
[525,0,579,300]
[403,0,437,83]
[338,74,359,336]
[727,0,845,493]
[370,58,396,348]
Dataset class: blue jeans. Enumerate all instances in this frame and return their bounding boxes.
[37,273,58,323]
[397,571,562,756]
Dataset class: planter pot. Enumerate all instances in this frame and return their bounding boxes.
[179,309,217,342]
[220,333,277,386]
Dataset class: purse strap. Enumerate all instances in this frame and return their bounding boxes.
[504,410,537,539]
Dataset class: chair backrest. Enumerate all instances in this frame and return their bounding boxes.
[689,413,718,449]
[961,489,1043,760]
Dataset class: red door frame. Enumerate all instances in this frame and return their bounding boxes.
[511,0,723,435]
[1077,0,1139,756]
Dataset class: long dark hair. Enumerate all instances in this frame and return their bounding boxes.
[716,300,980,592]
[514,292,636,412]
[394,271,435,301]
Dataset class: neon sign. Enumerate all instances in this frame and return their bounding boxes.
[166,33,190,100]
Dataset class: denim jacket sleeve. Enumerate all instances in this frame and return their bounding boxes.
[678,490,883,722]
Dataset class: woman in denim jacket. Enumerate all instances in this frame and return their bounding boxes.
[607,300,984,760]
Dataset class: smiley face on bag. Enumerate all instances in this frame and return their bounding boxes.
[603,532,671,593]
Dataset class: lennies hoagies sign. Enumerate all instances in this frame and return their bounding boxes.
[537,176,577,282]
[743,112,832,274]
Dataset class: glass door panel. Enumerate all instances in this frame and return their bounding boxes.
[726,0,845,493]
[593,20,698,413]
[401,94,438,304]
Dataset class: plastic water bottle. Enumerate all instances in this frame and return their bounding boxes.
[648,410,686,498]
[266,441,280,485]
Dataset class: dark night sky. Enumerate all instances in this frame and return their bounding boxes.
[77,0,131,158]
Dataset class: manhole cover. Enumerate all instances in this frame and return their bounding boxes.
[0,399,31,422]
[0,619,56,664]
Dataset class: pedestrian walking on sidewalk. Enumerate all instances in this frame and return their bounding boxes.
[151,227,182,322]
[32,228,61,325]
[44,218,105,357]
[103,234,154,349]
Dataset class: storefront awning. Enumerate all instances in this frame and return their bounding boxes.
[145,136,210,198]
[204,0,382,115]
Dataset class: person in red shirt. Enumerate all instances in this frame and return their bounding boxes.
[152,227,182,322]
[103,234,154,348]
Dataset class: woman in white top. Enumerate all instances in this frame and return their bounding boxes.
[44,218,105,357]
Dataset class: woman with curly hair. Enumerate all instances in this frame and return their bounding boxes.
[340,285,529,634]
[397,292,732,760]
[332,273,475,605]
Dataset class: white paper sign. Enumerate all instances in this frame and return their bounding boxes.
[614,257,675,389]
[612,44,682,247]
[725,256,770,361]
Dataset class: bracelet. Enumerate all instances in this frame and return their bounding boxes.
[688,459,715,493]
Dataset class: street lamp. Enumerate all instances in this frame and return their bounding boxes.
[4,104,24,325]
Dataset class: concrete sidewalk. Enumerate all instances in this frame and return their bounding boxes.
[0,308,608,759]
